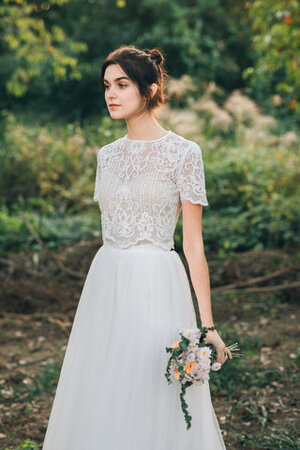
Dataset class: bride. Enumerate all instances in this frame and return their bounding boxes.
[42,45,232,449]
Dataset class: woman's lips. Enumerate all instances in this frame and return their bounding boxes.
[109,104,120,108]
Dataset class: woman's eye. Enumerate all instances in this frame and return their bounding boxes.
[104,84,127,90]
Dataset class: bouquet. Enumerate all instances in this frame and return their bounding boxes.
[165,326,240,430]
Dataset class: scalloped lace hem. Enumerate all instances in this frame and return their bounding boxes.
[102,236,174,251]
[180,197,209,206]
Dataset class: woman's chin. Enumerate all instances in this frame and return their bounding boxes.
[109,111,126,120]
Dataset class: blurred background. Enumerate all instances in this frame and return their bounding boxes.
[0,0,299,448]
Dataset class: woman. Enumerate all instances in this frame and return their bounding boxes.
[42,45,232,449]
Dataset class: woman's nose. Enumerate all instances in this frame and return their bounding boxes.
[106,86,117,98]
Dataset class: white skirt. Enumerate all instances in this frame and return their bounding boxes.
[42,242,226,450]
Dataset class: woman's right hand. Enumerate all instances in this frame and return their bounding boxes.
[203,329,232,366]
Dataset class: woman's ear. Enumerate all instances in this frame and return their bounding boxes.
[150,83,158,98]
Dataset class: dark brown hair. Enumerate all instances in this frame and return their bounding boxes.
[100,45,169,111]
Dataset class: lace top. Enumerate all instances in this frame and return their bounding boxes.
[93,130,209,250]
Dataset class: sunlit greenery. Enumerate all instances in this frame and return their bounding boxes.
[245,0,300,115]
[0,0,87,98]
[1,89,299,253]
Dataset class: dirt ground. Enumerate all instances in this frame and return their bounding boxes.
[0,239,299,449]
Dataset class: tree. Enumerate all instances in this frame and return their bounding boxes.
[244,0,300,116]
[0,0,254,120]
[0,0,87,97]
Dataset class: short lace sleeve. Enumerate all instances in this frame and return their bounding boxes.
[177,142,209,206]
[93,148,102,202]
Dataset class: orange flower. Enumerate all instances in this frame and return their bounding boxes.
[289,98,296,109]
[174,367,179,380]
[48,46,55,52]
[184,361,195,374]
[284,15,292,24]
[171,341,179,349]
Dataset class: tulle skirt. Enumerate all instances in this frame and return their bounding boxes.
[42,242,226,449]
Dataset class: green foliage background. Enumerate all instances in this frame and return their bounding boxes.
[0,0,299,254]
[1,5,299,448]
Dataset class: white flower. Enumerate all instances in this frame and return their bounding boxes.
[199,359,211,370]
[179,328,201,342]
[195,349,203,359]
[198,347,212,360]
[191,364,203,377]
[191,370,200,379]
[211,362,222,371]
[188,344,199,354]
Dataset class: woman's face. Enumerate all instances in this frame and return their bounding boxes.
[103,64,147,120]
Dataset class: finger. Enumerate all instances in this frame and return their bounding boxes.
[221,349,230,365]
[217,346,229,365]
[226,348,232,359]
[224,347,232,360]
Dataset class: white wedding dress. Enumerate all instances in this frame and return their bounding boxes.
[42,130,226,449]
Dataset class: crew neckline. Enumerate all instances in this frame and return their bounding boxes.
[124,130,171,143]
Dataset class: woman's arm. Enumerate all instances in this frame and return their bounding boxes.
[181,200,232,363]
[181,200,214,327]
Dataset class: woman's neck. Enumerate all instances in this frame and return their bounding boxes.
[125,112,167,140]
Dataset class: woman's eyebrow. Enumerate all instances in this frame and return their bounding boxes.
[103,76,130,83]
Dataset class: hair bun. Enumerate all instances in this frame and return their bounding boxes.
[143,48,163,65]
[150,49,163,65]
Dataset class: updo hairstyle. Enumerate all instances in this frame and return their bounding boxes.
[100,45,169,111]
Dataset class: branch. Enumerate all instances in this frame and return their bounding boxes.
[212,266,295,292]
[212,280,300,295]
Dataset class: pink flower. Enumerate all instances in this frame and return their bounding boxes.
[186,352,196,363]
